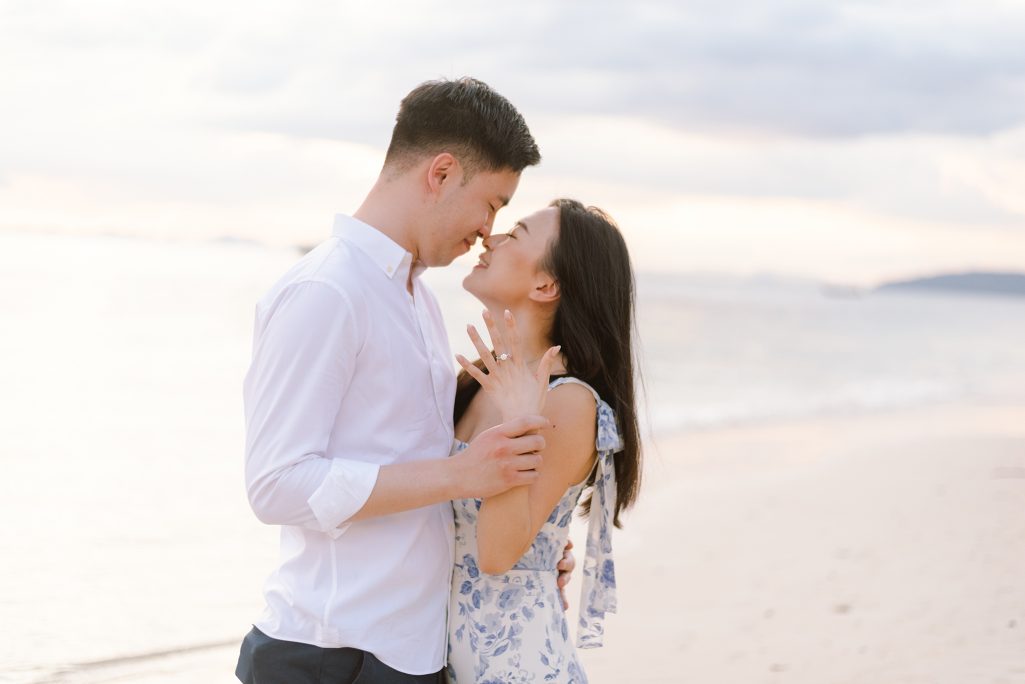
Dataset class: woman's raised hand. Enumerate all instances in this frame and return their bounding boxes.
[456,310,561,422]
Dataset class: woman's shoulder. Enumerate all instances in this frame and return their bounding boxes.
[540,377,599,485]
[544,376,599,432]
[547,375,601,402]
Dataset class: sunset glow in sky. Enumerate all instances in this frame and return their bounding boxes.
[3,0,1024,285]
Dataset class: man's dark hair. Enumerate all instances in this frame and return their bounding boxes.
[384,77,541,176]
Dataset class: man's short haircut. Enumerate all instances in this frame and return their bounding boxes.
[384,77,541,177]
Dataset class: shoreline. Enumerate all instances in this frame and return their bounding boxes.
[644,393,1025,448]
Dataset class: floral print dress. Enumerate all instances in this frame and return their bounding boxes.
[446,377,622,684]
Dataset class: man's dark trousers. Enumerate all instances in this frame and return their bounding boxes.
[236,626,444,683]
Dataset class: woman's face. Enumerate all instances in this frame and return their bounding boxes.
[462,205,560,307]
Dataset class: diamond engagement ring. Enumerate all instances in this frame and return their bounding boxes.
[495,352,511,362]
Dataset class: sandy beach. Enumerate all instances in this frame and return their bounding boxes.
[577,399,1025,683]
[33,399,1025,684]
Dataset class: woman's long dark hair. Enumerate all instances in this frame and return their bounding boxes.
[454,198,641,528]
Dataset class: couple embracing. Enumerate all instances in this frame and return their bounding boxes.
[235,77,641,684]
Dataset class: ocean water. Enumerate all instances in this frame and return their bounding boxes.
[2,232,1024,682]
[628,272,1025,434]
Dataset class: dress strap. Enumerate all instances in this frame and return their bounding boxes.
[547,376,622,649]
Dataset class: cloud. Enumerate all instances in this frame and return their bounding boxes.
[1,0,1023,282]
[5,0,1025,150]
[526,115,1025,230]
[173,0,1025,140]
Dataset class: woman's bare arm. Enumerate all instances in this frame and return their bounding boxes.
[475,384,597,574]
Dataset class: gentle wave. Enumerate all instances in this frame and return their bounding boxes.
[11,640,238,684]
[645,378,964,435]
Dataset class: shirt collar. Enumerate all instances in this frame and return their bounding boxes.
[332,214,420,282]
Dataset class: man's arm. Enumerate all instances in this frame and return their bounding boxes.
[243,280,547,537]
[347,416,548,522]
[244,280,374,537]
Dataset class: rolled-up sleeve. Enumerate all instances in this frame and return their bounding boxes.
[243,280,379,537]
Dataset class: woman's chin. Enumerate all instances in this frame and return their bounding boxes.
[461,279,500,309]
[463,267,490,291]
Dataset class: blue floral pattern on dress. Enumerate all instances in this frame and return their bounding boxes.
[446,377,623,683]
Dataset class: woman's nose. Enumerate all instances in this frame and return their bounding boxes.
[482,233,509,250]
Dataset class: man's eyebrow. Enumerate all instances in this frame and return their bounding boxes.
[498,196,511,208]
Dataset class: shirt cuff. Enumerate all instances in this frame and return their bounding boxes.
[307,458,380,539]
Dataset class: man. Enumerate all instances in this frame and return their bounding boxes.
[236,77,568,683]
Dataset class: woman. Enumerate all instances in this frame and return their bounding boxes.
[446,199,642,683]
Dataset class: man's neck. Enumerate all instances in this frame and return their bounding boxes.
[352,177,420,261]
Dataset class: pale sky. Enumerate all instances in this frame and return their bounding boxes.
[2,0,1024,285]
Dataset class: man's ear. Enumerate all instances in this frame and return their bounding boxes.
[530,274,560,304]
[426,153,460,197]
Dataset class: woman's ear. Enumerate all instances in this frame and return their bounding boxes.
[531,274,560,304]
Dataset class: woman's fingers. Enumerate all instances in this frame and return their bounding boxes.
[482,310,508,361]
[532,345,561,413]
[537,344,561,383]
[466,324,497,376]
[502,309,522,358]
[456,354,490,387]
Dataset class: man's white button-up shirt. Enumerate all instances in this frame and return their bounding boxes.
[242,214,457,675]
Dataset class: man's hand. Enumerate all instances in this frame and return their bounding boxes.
[450,415,550,500]
[556,538,575,611]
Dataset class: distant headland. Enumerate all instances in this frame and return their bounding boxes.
[875,272,1025,298]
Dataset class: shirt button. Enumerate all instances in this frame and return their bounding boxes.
[387,266,393,274]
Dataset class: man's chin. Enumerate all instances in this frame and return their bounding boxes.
[430,255,457,268]
[435,248,471,268]
[417,251,452,268]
